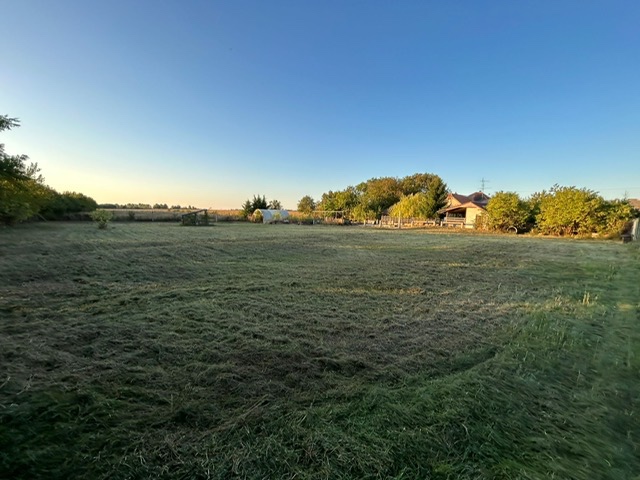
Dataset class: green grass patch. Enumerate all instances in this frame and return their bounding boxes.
[1,223,638,478]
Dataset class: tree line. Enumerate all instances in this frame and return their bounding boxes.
[295,173,448,221]
[4,113,635,236]
[0,115,99,225]
[1,115,202,226]
[482,188,635,236]
[98,203,198,210]
[295,176,635,236]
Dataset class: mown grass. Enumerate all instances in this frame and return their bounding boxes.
[0,223,638,479]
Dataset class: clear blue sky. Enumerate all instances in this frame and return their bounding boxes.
[2,0,639,208]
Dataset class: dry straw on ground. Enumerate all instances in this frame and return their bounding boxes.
[1,223,638,479]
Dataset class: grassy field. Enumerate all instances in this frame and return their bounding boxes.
[103,209,243,222]
[1,222,638,479]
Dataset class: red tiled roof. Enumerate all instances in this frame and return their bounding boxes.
[466,191,491,204]
[629,198,640,210]
[450,193,470,204]
[438,201,487,214]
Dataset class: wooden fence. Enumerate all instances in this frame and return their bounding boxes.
[379,216,440,228]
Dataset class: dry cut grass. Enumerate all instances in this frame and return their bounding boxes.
[0,223,638,479]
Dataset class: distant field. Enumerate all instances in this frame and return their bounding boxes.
[103,209,317,222]
[1,223,638,479]
[103,208,246,222]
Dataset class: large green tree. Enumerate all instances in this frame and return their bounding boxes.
[356,177,401,219]
[317,191,338,212]
[485,191,531,231]
[422,175,448,218]
[599,199,635,234]
[0,164,50,225]
[0,114,104,224]
[0,115,31,182]
[536,186,601,235]
[388,175,448,220]
[241,194,269,219]
[317,172,448,222]
[40,191,98,220]
[268,199,282,210]
[297,195,316,214]
[389,193,431,219]
[0,115,50,225]
[535,185,633,236]
[399,173,438,196]
[318,188,359,214]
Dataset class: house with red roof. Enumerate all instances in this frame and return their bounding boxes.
[438,191,490,228]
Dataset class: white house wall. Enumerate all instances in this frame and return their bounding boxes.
[464,207,483,228]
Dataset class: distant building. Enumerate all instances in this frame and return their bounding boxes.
[252,209,290,224]
[438,192,490,228]
[629,198,640,212]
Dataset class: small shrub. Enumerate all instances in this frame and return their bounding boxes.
[90,210,113,229]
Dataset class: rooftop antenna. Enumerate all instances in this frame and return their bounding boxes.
[480,177,490,193]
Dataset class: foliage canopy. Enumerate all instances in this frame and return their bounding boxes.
[297,195,316,214]
[241,195,268,219]
[485,191,531,231]
[317,173,448,221]
[0,115,98,225]
[535,185,633,236]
